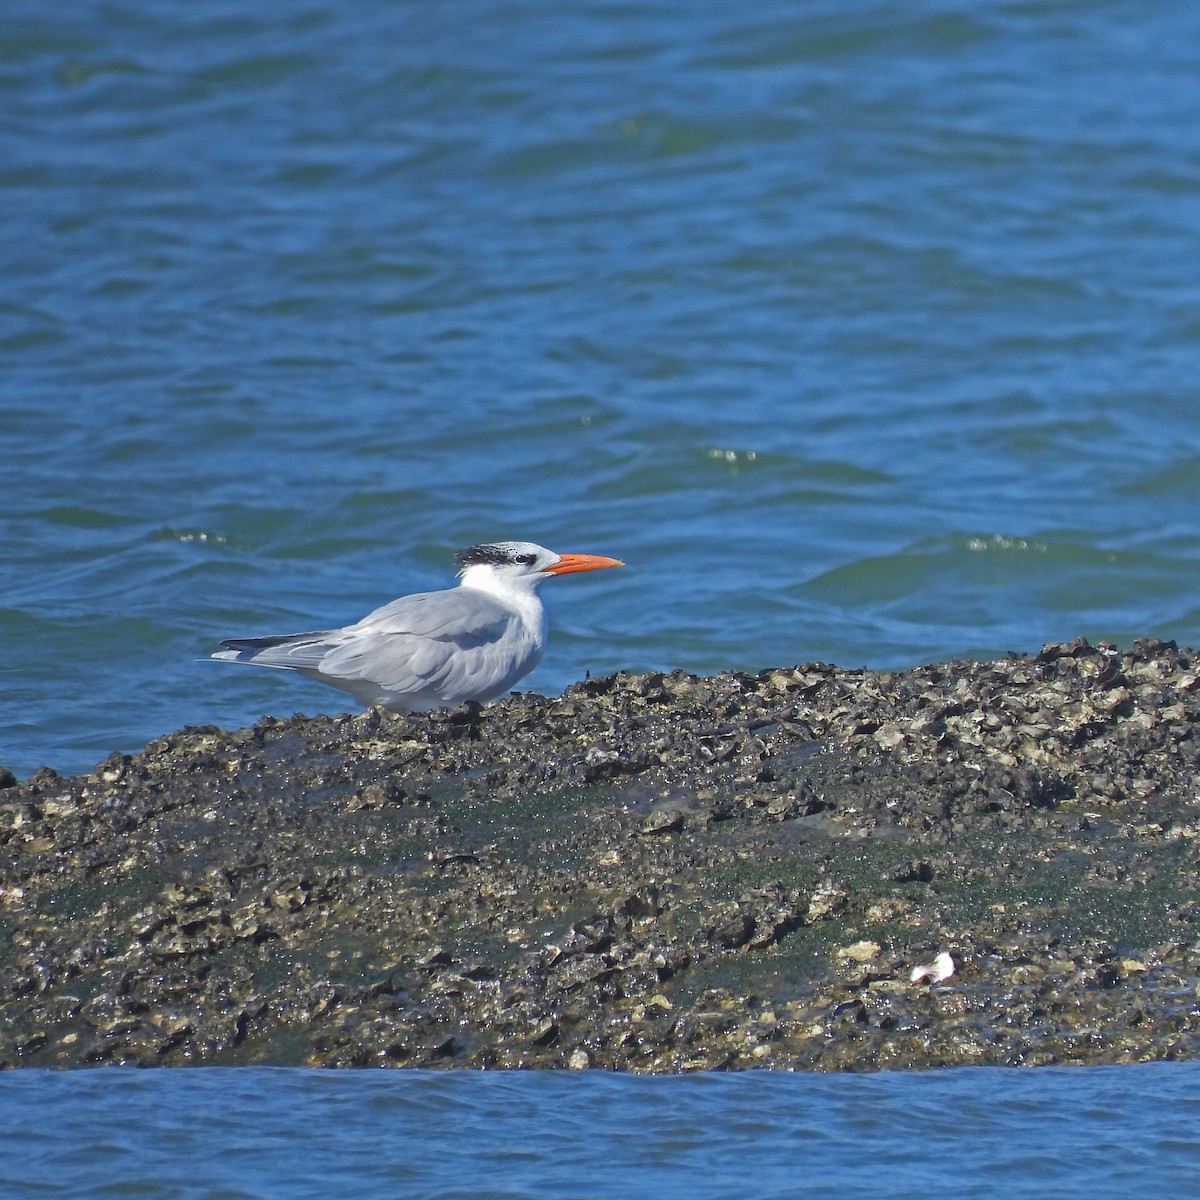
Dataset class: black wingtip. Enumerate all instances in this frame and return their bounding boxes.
[219,634,300,652]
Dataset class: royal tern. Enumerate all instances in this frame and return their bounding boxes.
[212,540,623,710]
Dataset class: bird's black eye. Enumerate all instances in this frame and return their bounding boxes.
[516,553,537,565]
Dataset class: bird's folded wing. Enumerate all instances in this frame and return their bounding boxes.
[318,590,526,696]
[347,589,509,640]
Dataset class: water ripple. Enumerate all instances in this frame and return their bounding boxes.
[3,1064,1200,1199]
[5,0,1200,773]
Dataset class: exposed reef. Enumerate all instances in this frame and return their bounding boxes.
[2,637,1199,1070]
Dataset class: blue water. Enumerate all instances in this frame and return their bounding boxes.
[2,1064,1199,1199]
[7,2,1200,1177]
[5,0,1200,778]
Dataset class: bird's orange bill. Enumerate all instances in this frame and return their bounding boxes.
[544,553,624,576]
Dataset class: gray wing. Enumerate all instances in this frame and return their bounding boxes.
[320,589,538,704]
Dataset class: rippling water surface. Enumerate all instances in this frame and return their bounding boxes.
[4,1063,1200,1199]
[4,0,1200,775]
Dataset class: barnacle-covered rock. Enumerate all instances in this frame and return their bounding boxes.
[3,638,1200,1071]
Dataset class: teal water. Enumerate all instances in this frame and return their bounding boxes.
[4,0,1200,778]
[3,1064,1200,1198]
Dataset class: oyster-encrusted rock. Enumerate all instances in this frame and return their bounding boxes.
[3,637,1200,1071]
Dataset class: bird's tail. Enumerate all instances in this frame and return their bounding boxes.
[211,631,335,671]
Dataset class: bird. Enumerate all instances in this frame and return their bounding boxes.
[211,540,623,711]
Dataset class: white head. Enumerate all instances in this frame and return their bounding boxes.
[454,541,623,594]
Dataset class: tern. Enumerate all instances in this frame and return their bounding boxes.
[212,540,623,711]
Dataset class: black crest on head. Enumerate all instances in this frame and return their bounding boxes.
[455,543,516,569]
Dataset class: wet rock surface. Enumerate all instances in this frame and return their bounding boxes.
[3,637,1200,1071]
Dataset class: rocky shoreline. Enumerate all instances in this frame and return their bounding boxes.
[2,637,1199,1071]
